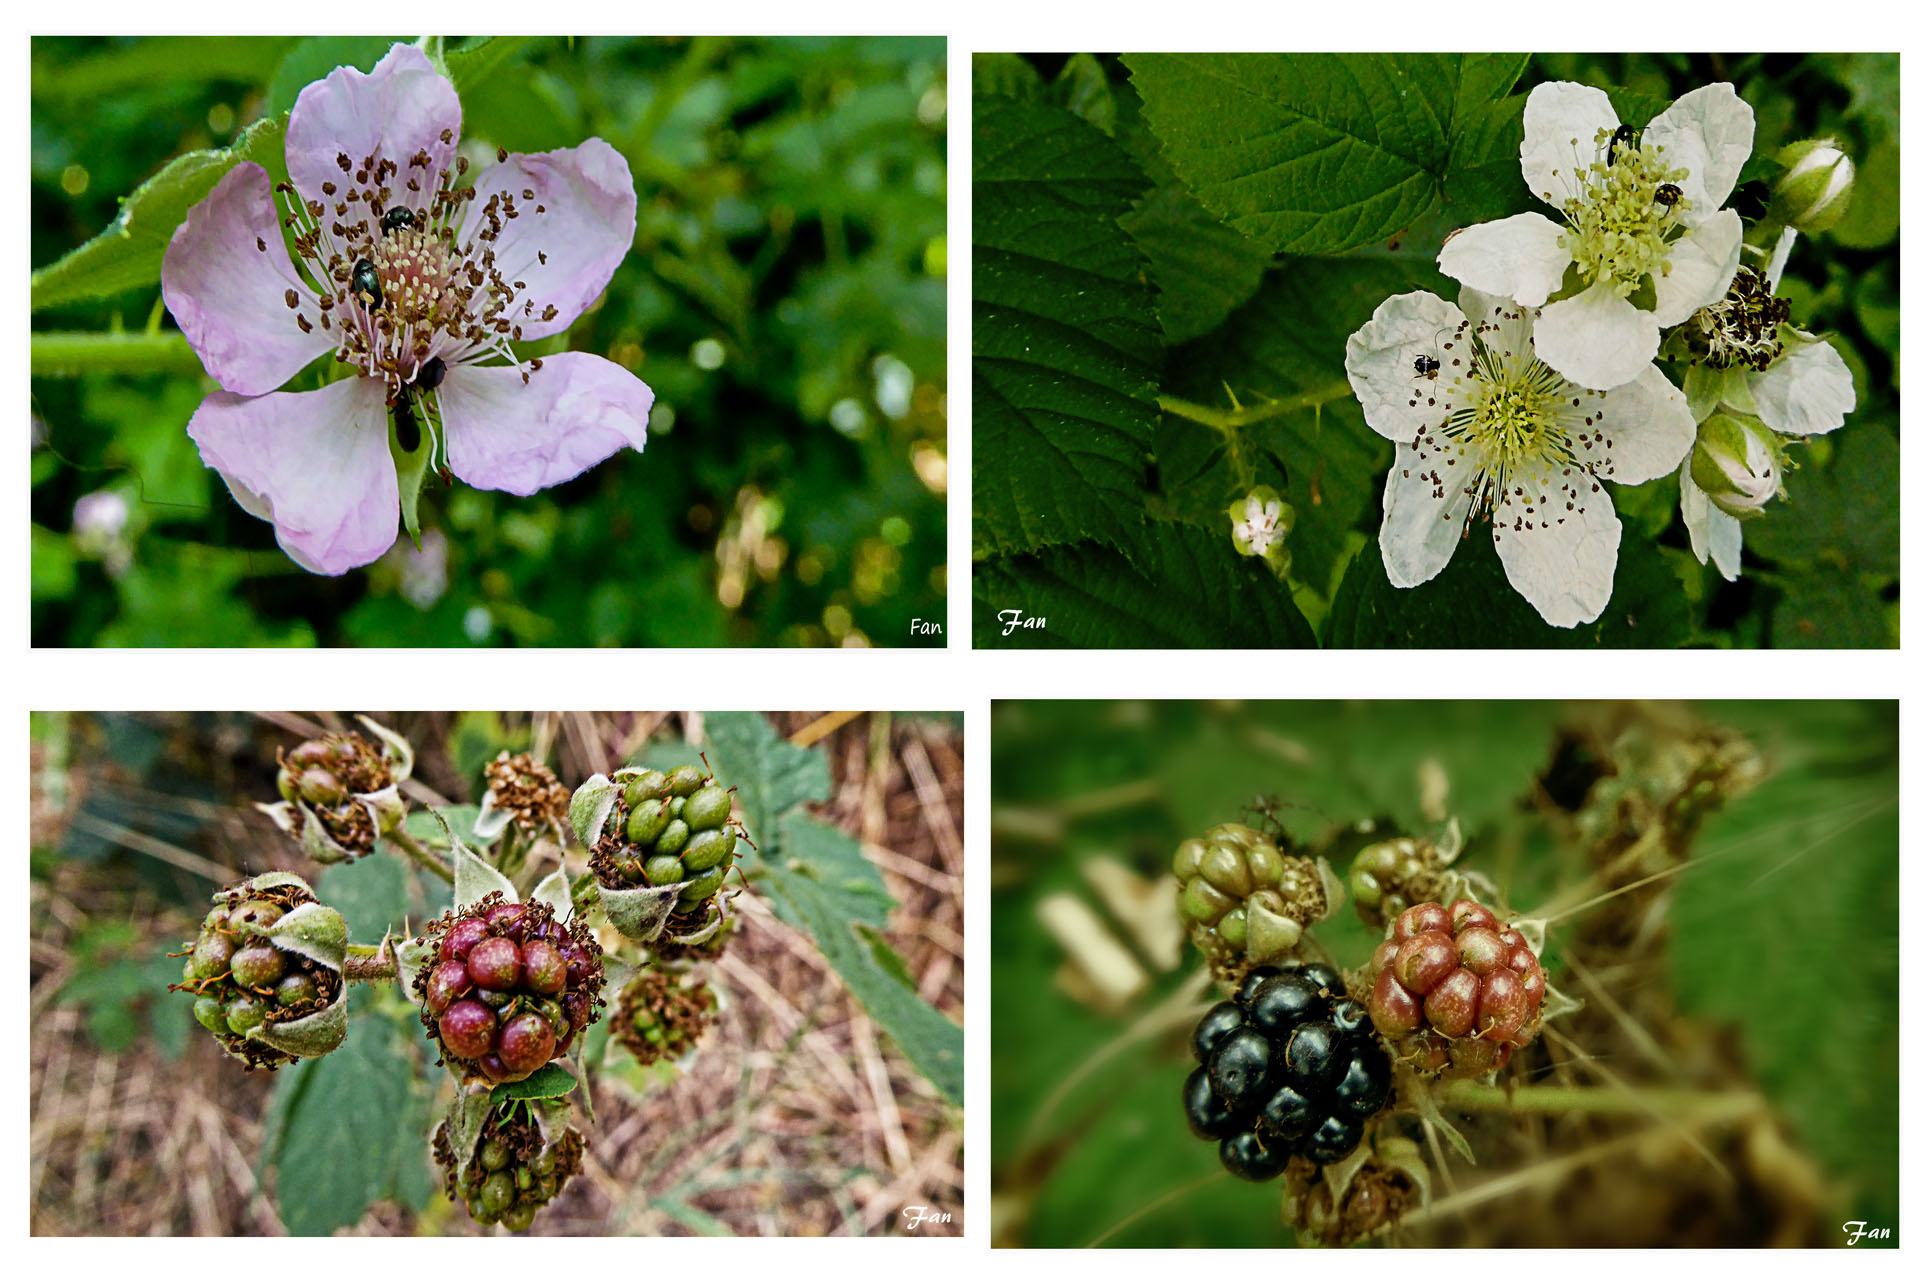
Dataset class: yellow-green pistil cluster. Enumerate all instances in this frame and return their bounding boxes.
[1558,128,1692,296]
[1416,308,1612,523]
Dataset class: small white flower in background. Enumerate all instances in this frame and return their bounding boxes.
[1345,288,1695,627]
[1688,414,1784,518]
[72,489,133,575]
[1438,81,1754,392]
[1674,257,1856,581]
[1228,485,1295,575]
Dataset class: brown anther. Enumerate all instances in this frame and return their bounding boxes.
[285,289,299,309]
[256,236,268,252]
[296,315,313,333]
[440,128,453,144]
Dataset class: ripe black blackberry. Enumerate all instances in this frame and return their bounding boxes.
[1183,963,1394,1180]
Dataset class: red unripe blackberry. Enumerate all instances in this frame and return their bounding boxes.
[521,940,567,994]
[425,960,471,1013]
[1366,898,1547,1079]
[441,917,489,961]
[440,999,498,1059]
[498,1011,557,1074]
[486,902,528,939]
[467,937,523,990]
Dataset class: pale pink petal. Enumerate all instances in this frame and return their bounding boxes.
[1493,460,1620,627]
[457,139,637,340]
[1680,466,1743,581]
[1534,285,1658,391]
[1750,338,1856,436]
[1584,365,1696,485]
[1520,82,1618,211]
[439,352,651,495]
[1344,291,1467,444]
[1437,213,1569,307]
[1652,209,1742,326]
[161,163,333,396]
[285,44,461,210]
[1641,83,1754,222]
[187,377,398,575]
[1380,440,1473,588]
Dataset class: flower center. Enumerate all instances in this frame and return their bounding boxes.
[1682,266,1791,370]
[266,140,558,408]
[1405,304,1613,533]
[1237,504,1280,554]
[1557,128,1692,297]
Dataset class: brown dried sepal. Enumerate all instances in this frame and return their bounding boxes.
[485,752,571,837]
[613,969,718,1066]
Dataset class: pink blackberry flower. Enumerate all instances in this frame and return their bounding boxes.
[161,44,652,574]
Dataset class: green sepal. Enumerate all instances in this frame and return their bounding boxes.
[568,773,620,848]
[443,1084,495,1173]
[263,902,348,972]
[355,714,415,783]
[530,867,575,922]
[442,812,517,909]
[394,934,434,1001]
[391,411,434,546]
[599,879,688,943]
[251,994,348,1059]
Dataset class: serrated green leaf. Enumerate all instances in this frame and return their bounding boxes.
[1745,421,1897,578]
[973,52,1043,101]
[443,36,538,98]
[1324,527,1692,648]
[262,995,433,1234]
[1052,53,1116,133]
[31,113,287,313]
[976,521,1318,648]
[1120,183,1270,344]
[318,855,412,942]
[1669,702,1897,1230]
[974,93,1162,560]
[491,1061,579,1102]
[756,813,961,1102]
[1128,53,1523,257]
[703,710,830,848]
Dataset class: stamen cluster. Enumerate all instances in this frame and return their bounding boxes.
[1557,128,1692,295]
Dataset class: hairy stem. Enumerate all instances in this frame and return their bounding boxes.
[1441,1079,1760,1118]
[344,943,403,983]
[1156,378,1354,433]
[386,824,454,883]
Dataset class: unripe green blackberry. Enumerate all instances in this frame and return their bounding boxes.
[169,873,347,1070]
[1172,822,1331,986]
[415,892,604,1085]
[432,1106,584,1232]
[1365,899,1547,1079]
[582,757,751,947]
[259,718,413,863]
[1348,837,1449,932]
[612,969,719,1066]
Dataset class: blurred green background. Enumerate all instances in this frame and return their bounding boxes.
[991,700,1896,1246]
[30,36,948,647]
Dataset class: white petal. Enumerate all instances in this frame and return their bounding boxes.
[1534,286,1659,390]
[1586,364,1697,484]
[1652,209,1743,326]
[1345,291,1466,444]
[1642,82,1755,220]
[1493,460,1621,627]
[1437,213,1570,308]
[1680,466,1743,580]
[1750,339,1856,436]
[1379,440,1473,588]
[1521,82,1619,211]
[1461,291,1538,364]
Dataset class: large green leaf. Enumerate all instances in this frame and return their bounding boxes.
[974,520,1318,647]
[261,996,435,1234]
[759,814,962,1102]
[974,90,1162,559]
[1325,526,1692,647]
[1669,701,1897,1235]
[1120,182,1270,344]
[1125,53,1529,256]
[702,710,829,848]
[31,113,287,313]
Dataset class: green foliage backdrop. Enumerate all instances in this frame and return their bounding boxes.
[31,36,948,647]
[972,53,1898,648]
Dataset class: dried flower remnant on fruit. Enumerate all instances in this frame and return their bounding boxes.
[1365,899,1547,1078]
[481,751,571,840]
[169,873,348,1070]
[432,1104,584,1231]
[1284,1134,1429,1247]
[1184,963,1395,1180]
[415,892,604,1084]
[613,969,718,1066]
[260,718,413,863]
[1172,821,1330,986]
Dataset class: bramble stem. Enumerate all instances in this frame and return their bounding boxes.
[1441,1079,1757,1118]
[344,943,402,983]
[386,824,454,883]
[1156,378,1354,433]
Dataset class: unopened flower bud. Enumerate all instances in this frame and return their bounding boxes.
[1773,138,1855,235]
[1690,414,1786,521]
